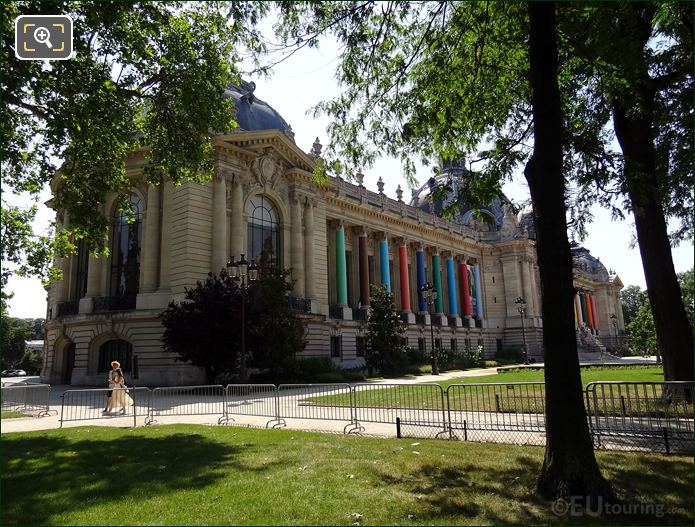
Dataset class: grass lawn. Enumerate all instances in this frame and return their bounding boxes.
[2,425,692,525]
[1,412,27,419]
[310,366,669,414]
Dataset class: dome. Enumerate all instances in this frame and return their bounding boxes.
[409,159,510,228]
[571,244,610,282]
[223,81,294,141]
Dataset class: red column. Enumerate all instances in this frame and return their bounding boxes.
[398,245,411,312]
[459,262,472,317]
[586,293,595,328]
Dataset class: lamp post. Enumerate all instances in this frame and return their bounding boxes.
[515,296,529,365]
[227,254,259,383]
[421,281,439,375]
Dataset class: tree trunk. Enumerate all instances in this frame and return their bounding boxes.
[526,2,613,500]
[610,5,694,383]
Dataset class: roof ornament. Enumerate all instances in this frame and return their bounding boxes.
[309,137,323,159]
[241,81,256,104]
[396,184,403,202]
[356,170,365,187]
[377,176,385,195]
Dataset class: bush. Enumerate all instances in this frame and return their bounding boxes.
[248,357,366,384]
[495,347,524,365]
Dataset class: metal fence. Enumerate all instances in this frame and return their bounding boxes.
[586,381,694,454]
[60,387,150,427]
[1,383,51,416]
[276,384,356,432]
[51,380,693,455]
[352,383,448,438]
[447,382,546,445]
[147,385,228,425]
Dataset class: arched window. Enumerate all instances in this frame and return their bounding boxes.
[98,339,132,373]
[109,194,143,298]
[246,195,280,268]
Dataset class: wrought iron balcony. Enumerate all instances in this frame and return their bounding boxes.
[92,295,137,312]
[56,301,79,317]
[289,296,311,313]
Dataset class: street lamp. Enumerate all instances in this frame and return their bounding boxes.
[420,281,439,375]
[515,296,529,365]
[227,253,259,382]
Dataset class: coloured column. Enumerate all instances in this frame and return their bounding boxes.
[575,294,584,325]
[336,225,348,306]
[580,293,588,326]
[358,232,370,307]
[380,239,391,292]
[473,265,484,319]
[459,262,472,318]
[446,257,458,316]
[416,249,427,312]
[586,293,595,328]
[591,295,599,329]
[398,244,411,312]
[431,253,444,314]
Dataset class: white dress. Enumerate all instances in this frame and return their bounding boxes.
[107,371,134,410]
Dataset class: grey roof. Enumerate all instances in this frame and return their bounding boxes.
[223,81,294,141]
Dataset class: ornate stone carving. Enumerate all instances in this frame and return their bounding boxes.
[249,148,283,189]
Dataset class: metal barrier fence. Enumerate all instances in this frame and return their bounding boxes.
[225,384,279,427]
[147,385,228,425]
[276,384,357,433]
[352,383,448,438]
[1,384,51,416]
[60,387,150,427]
[447,382,546,445]
[50,380,693,455]
[586,381,694,454]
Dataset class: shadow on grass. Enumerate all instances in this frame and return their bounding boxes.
[1,431,271,525]
[379,451,693,525]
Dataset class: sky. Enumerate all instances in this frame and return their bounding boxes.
[4,14,693,319]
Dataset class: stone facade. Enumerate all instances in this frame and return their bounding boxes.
[41,88,625,386]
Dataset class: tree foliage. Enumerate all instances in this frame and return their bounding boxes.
[1,316,29,369]
[676,268,694,326]
[627,303,658,357]
[1,1,268,287]
[159,268,306,383]
[620,285,649,327]
[365,285,408,375]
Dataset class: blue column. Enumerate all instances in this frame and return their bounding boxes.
[336,225,348,306]
[416,249,427,312]
[446,257,458,315]
[432,253,444,314]
[473,265,483,319]
[379,239,391,292]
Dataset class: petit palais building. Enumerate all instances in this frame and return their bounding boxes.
[41,83,625,386]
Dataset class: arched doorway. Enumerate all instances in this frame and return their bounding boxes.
[62,342,75,384]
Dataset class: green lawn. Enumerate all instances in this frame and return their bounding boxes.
[311,366,668,414]
[2,425,691,525]
[1,412,27,419]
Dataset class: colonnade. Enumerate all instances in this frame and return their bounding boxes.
[574,290,599,330]
[332,223,484,321]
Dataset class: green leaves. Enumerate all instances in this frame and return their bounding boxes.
[2,1,267,286]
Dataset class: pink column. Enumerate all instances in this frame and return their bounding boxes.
[590,295,599,330]
[398,244,411,312]
[575,294,584,325]
[459,262,472,318]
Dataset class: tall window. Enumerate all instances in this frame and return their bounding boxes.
[72,238,89,301]
[246,195,280,268]
[98,339,132,373]
[110,194,143,298]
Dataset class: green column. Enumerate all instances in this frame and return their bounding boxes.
[431,253,444,314]
[336,225,348,306]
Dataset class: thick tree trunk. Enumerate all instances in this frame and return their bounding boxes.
[526,2,613,500]
[611,5,694,383]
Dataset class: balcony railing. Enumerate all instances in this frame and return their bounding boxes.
[92,295,137,312]
[56,301,79,317]
[289,296,311,313]
[352,307,368,321]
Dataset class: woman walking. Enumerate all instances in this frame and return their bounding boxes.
[102,361,133,414]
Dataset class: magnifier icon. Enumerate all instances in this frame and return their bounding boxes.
[33,26,53,49]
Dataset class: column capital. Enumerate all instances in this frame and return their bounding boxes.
[441,249,454,259]
[327,218,345,229]
[373,230,388,242]
[352,225,369,237]
[393,236,408,247]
